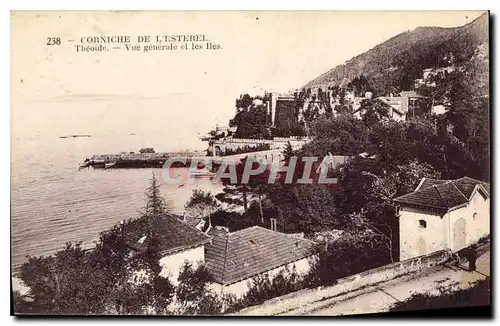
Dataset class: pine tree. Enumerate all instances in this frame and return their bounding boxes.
[143,172,169,218]
[140,173,172,238]
[283,142,294,161]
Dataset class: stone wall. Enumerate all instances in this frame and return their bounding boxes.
[212,136,309,154]
[233,249,452,316]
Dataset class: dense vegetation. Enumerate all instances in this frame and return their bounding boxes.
[214,68,488,273]
[13,175,225,315]
[14,14,490,316]
[212,68,489,248]
[13,175,392,315]
[220,14,489,244]
[229,93,307,139]
[390,277,490,312]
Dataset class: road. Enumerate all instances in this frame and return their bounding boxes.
[283,250,490,316]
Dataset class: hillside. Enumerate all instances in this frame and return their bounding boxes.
[303,13,489,94]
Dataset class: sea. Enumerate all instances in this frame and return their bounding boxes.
[11,98,226,272]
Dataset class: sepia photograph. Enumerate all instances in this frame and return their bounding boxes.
[10,10,490,317]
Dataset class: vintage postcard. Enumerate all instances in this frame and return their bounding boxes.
[11,10,490,316]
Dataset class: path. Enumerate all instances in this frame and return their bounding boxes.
[284,250,490,316]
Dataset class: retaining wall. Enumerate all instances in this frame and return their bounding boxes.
[234,249,452,316]
[213,137,310,152]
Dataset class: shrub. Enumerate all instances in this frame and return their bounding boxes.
[226,265,304,312]
[390,277,490,312]
[306,235,391,287]
[174,261,229,315]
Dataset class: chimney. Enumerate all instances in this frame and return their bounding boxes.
[270,218,277,232]
[119,220,125,239]
[205,217,212,234]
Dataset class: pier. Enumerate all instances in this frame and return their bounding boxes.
[79,149,287,170]
[80,152,196,169]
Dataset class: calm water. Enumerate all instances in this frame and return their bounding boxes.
[11,99,225,271]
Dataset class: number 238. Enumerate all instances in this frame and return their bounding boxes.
[47,37,61,45]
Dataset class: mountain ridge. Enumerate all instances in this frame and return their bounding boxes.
[302,13,489,94]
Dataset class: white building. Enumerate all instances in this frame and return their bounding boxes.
[393,177,490,261]
[353,91,425,122]
[122,215,319,297]
[204,226,319,298]
[123,214,212,284]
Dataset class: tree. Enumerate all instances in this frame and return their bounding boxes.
[444,72,490,181]
[18,242,108,315]
[335,157,441,262]
[282,141,294,161]
[347,75,372,97]
[16,178,177,315]
[358,99,390,126]
[300,114,370,156]
[302,94,322,134]
[139,173,173,242]
[264,183,339,234]
[331,87,354,116]
[308,232,391,287]
[118,239,175,315]
[16,222,177,315]
[185,190,220,219]
[208,209,257,232]
[417,70,490,181]
[176,262,222,315]
[232,94,272,139]
[317,87,333,115]
[215,185,249,212]
[141,172,172,218]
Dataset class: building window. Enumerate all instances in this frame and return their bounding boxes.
[473,213,478,220]
[419,219,427,228]
[270,218,277,231]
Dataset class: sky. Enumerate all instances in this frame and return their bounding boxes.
[11,10,486,149]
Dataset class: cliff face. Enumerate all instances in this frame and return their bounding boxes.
[302,13,489,94]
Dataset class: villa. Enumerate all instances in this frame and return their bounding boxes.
[394,177,490,261]
[204,226,319,298]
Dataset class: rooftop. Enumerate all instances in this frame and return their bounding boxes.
[205,226,319,285]
[393,177,490,212]
[123,214,212,255]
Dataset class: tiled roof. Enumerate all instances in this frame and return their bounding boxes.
[123,214,211,255]
[416,178,446,190]
[393,177,490,212]
[204,226,319,285]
